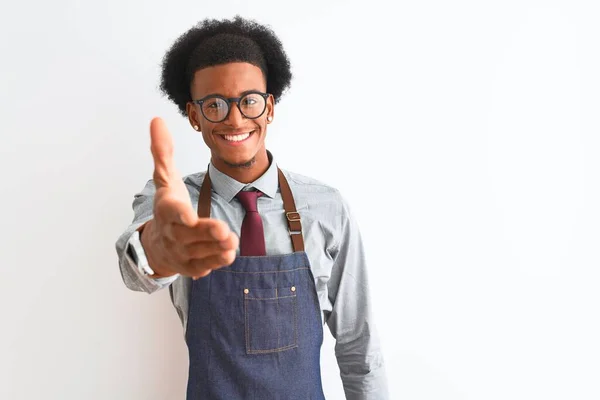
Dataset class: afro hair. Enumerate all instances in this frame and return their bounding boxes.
[160,16,292,116]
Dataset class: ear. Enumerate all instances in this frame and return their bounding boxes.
[186,102,202,132]
[266,94,275,123]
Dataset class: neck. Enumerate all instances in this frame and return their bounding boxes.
[211,149,270,184]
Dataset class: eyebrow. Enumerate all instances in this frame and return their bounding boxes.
[202,89,265,98]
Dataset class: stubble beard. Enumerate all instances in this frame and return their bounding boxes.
[223,155,256,169]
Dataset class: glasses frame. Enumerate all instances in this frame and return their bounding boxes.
[192,91,270,123]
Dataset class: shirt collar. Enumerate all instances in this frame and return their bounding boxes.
[208,150,279,203]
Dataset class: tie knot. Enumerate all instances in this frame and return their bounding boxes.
[236,190,262,212]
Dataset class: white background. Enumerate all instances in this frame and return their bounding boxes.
[1,0,599,399]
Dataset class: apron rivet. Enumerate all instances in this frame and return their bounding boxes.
[244,288,249,294]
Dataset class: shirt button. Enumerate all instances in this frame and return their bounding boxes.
[290,286,296,292]
[244,288,249,294]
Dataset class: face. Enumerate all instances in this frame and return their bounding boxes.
[186,62,274,171]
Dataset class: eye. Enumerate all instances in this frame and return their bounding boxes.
[242,97,258,106]
[206,101,224,109]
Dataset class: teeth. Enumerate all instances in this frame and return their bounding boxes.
[223,132,251,142]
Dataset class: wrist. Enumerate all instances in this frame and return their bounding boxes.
[139,219,178,278]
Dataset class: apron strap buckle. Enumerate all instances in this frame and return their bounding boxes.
[286,211,301,222]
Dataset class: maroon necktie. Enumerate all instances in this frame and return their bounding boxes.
[236,190,267,256]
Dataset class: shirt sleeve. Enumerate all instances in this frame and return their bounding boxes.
[325,194,389,400]
[115,179,179,294]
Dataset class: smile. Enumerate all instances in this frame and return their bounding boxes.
[218,131,255,145]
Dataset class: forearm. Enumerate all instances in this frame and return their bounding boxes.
[116,220,170,294]
[327,279,389,399]
[335,327,389,400]
[115,179,178,294]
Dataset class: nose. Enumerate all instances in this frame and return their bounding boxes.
[223,102,245,126]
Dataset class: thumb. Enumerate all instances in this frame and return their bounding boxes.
[150,117,177,189]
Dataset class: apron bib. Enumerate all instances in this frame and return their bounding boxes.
[185,168,325,400]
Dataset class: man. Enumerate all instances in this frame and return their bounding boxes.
[116,16,388,399]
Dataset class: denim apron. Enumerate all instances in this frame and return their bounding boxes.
[185,168,326,400]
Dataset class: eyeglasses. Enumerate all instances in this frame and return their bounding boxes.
[192,91,270,123]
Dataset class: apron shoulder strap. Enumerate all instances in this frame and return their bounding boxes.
[277,167,305,252]
[197,166,305,252]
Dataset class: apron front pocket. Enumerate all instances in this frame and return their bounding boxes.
[243,286,298,354]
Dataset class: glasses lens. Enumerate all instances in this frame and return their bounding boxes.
[202,97,229,122]
[239,93,266,119]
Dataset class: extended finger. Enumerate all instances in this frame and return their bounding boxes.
[168,218,232,244]
[187,249,237,273]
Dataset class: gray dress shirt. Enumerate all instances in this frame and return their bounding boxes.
[115,151,389,399]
